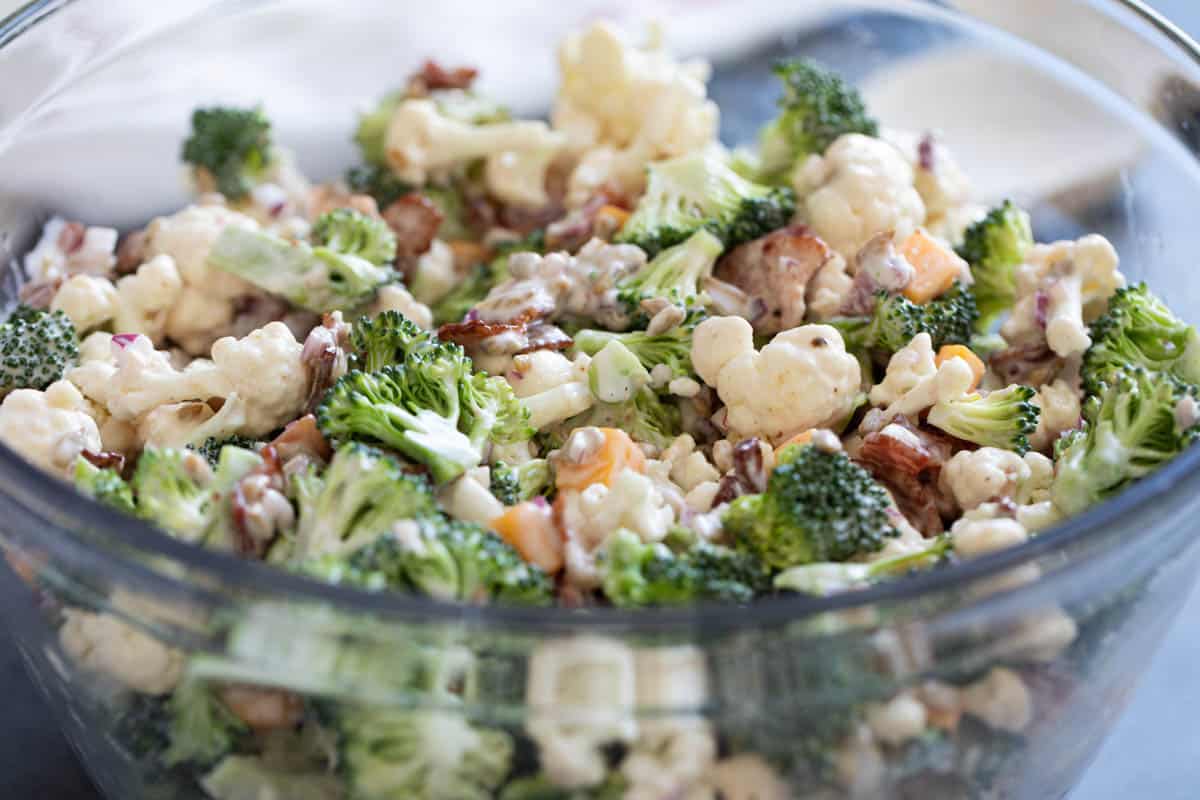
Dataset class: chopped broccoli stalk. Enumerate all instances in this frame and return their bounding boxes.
[287,442,437,561]
[311,207,398,266]
[574,312,700,382]
[616,229,722,312]
[774,535,951,596]
[562,386,682,450]
[831,283,979,359]
[615,150,796,258]
[956,200,1033,330]
[602,528,770,606]
[346,163,415,209]
[130,448,214,543]
[723,444,897,569]
[489,459,552,506]
[207,226,395,313]
[757,59,878,181]
[355,89,404,168]
[0,306,78,394]
[588,340,650,403]
[181,106,274,201]
[73,457,136,515]
[162,681,248,768]
[350,309,444,372]
[1083,282,1200,394]
[927,384,1040,455]
[337,705,514,800]
[189,435,260,468]
[201,755,342,800]
[310,516,552,604]
[1052,368,1199,515]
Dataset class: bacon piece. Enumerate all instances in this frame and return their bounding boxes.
[270,414,333,465]
[382,193,444,273]
[438,315,571,357]
[714,226,837,335]
[856,417,958,537]
[990,342,1064,387]
[115,229,148,275]
[518,322,573,354]
[438,317,527,348]
[545,193,616,253]
[407,60,479,95]
[80,449,128,477]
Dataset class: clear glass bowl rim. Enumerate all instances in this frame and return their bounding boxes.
[1,0,1198,633]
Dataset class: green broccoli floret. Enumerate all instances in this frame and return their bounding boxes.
[130,448,214,543]
[927,384,1040,454]
[615,150,795,258]
[1052,368,1199,516]
[286,442,437,561]
[774,535,951,596]
[0,306,78,394]
[602,528,771,606]
[1083,282,1200,394]
[757,59,878,181]
[616,229,723,312]
[723,445,897,569]
[563,386,682,450]
[189,435,260,468]
[201,755,342,800]
[181,106,274,200]
[831,284,979,359]
[350,309,443,372]
[337,705,514,800]
[72,457,136,515]
[318,342,530,483]
[573,312,701,382]
[423,183,476,242]
[489,459,552,506]
[355,89,404,167]
[347,164,415,209]
[311,208,398,266]
[956,200,1033,330]
[162,681,248,768]
[316,516,552,604]
[207,226,395,313]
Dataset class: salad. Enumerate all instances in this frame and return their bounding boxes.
[3,19,1198,800]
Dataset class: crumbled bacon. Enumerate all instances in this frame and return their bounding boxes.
[856,417,959,537]
[269,415,333,466]
[990,342,1064,387]
[438,315,571,357]
[80,449,128,477]
[229,445,286,558]
[545,193,618,253]
[498,201,565,237]
[115,229,148,274]
[381,193,444,274]
[406,60,479,95]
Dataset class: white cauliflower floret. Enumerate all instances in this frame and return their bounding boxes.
[51,274,119,333]
[887,130,973,225]
[869,333,975,419]
[706,755,791,800]
[136,395,248,449]
[0,380,101,476]
[78,331,115,365]
[1001,235,1125,357]
[407,239,458,306]
[869,332,936,407]
[1030,378,1082,452]
[951,514,1029,559]
[144,204,260,354]
[24,217,118,283]
[795,133,926,258]
[693,317,861,443]
[111,254,185,342]
[526,636,638,789]
[58,609,184,695]
[805,251,854,320]
[507,350,582,399]
[554,22,717,206]
[940,447,1049,512]
[209,322,306,436]
[384,99,566,208]
[73,335,225,421]
[369,283,433,330]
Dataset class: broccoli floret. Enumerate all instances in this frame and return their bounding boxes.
[130,447,214,543]
[162,681,248,768]
[355,89,404,167]
[349,309,443,372]
[1083,282,1200,394]
[0,306,78,394]
[201,755,342,800]
[832,284,979,359]
[956,200,1033,329]
[757,59,878,181]
[423,183,476,242]
[311,208,398,266]
[72,457,136,515]
[207,226,395,313]
[347,164,415,209]
[615,150,796,258]
[181,106,274,200]
[774,535,951,596]
[562,386,682,450]
[723,445,897,569]
[318,345,530,483]
[1052,368,1199,516]
[189,435,260,468]
[602,528,771,606]
[338,705,514,800]
[489,459,552,506]
[616,229,723,312]
[574,312,701,382]
[286,442,437,561]
[927,384,1041,454]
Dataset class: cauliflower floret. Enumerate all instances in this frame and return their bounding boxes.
[58,609,184,695]
[1000,234,1125,357]
[706,755,791,800]
[951,514,1029,559]
[78,331,114,365]
[384,99,566,208]
[73,335,225,421]
[887,130,972,226]
[694,317,861,443]
[407,239,458,307]
[805,251,855,320]
[136,395,248,449]
[1030,378,1082,452]
[869,333,975,419]
[658,434,720,493]
[940,447,1048,512]
[51,274,119,333]
[369,283,434,330]
[24,217,118,283]
[111,254,185,342]
[0,380,101,476]
[209,321,306,436]
[144,204,260,354]
[554,22,718,206]
[507,350,582,399]
[795,134,926,258]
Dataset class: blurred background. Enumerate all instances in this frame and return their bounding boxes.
[1,0,1199,797]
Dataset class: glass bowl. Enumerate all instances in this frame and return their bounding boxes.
[2,1,1200,797]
